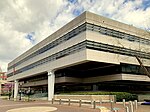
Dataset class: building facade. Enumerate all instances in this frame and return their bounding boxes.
[7,12,150,100]
[0,67,7,95]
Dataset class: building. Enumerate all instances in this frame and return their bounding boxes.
[7,11,150,100]
[0,68,7,81]
[0,67,7,95]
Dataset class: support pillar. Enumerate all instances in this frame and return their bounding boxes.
[14,80,18,100]
[48,71,55,101]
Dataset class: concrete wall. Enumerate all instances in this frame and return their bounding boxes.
[7,31,86,75]
[8,12,87,67]
[85,11,150,40]
[138,95,150,101]
[54,95,115,102]
[8,49,88,81]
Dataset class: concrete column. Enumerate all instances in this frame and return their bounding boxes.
[14,80,19,100]
[48,71,55,101]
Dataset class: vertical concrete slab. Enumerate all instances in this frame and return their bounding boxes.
[48,71,55,101]
[14,80,18,100]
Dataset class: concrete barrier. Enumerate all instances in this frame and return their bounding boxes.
[54,95,115,103]
[138,95,150,101]
[125,106,129,112]
[129,101,134,112]
[123,99,126,107]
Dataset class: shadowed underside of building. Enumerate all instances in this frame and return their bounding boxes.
[7,11,150,100]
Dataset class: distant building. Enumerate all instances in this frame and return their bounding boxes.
[0,67,7,95]
[0,72,6,81]
[7,11,150,100]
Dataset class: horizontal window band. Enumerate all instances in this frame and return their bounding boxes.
[8,22,150,71]
[8,40,150,77]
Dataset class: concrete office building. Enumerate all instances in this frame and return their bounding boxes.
[7,12,150,100]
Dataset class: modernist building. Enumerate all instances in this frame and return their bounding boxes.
[7,11,150,100]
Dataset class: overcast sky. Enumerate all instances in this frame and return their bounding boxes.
[0,0,150,72]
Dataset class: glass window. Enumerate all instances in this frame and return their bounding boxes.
[100,27,106,34]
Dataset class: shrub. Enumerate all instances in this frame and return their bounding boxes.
[108,92,138,102]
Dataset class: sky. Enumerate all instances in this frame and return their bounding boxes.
[0,0,150,72]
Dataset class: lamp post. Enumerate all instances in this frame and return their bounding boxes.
[19,83,22,100]
[8,88,11,100]
[26,87,31,102]
[8,84,12,100]
[19,90,21,100]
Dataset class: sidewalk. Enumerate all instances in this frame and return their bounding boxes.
[1,97,150,112]
[6,107,57,112]
[0,98,99,112]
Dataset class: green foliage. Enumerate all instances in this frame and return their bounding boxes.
[1,93,9,96]
[59,91,138,101]
[108,92,138,102]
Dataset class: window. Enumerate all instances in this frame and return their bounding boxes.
[8,22,150,71]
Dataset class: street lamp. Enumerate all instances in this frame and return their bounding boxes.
[19,83,22,100]
[26,87,31,102]
[8,84,12,100]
